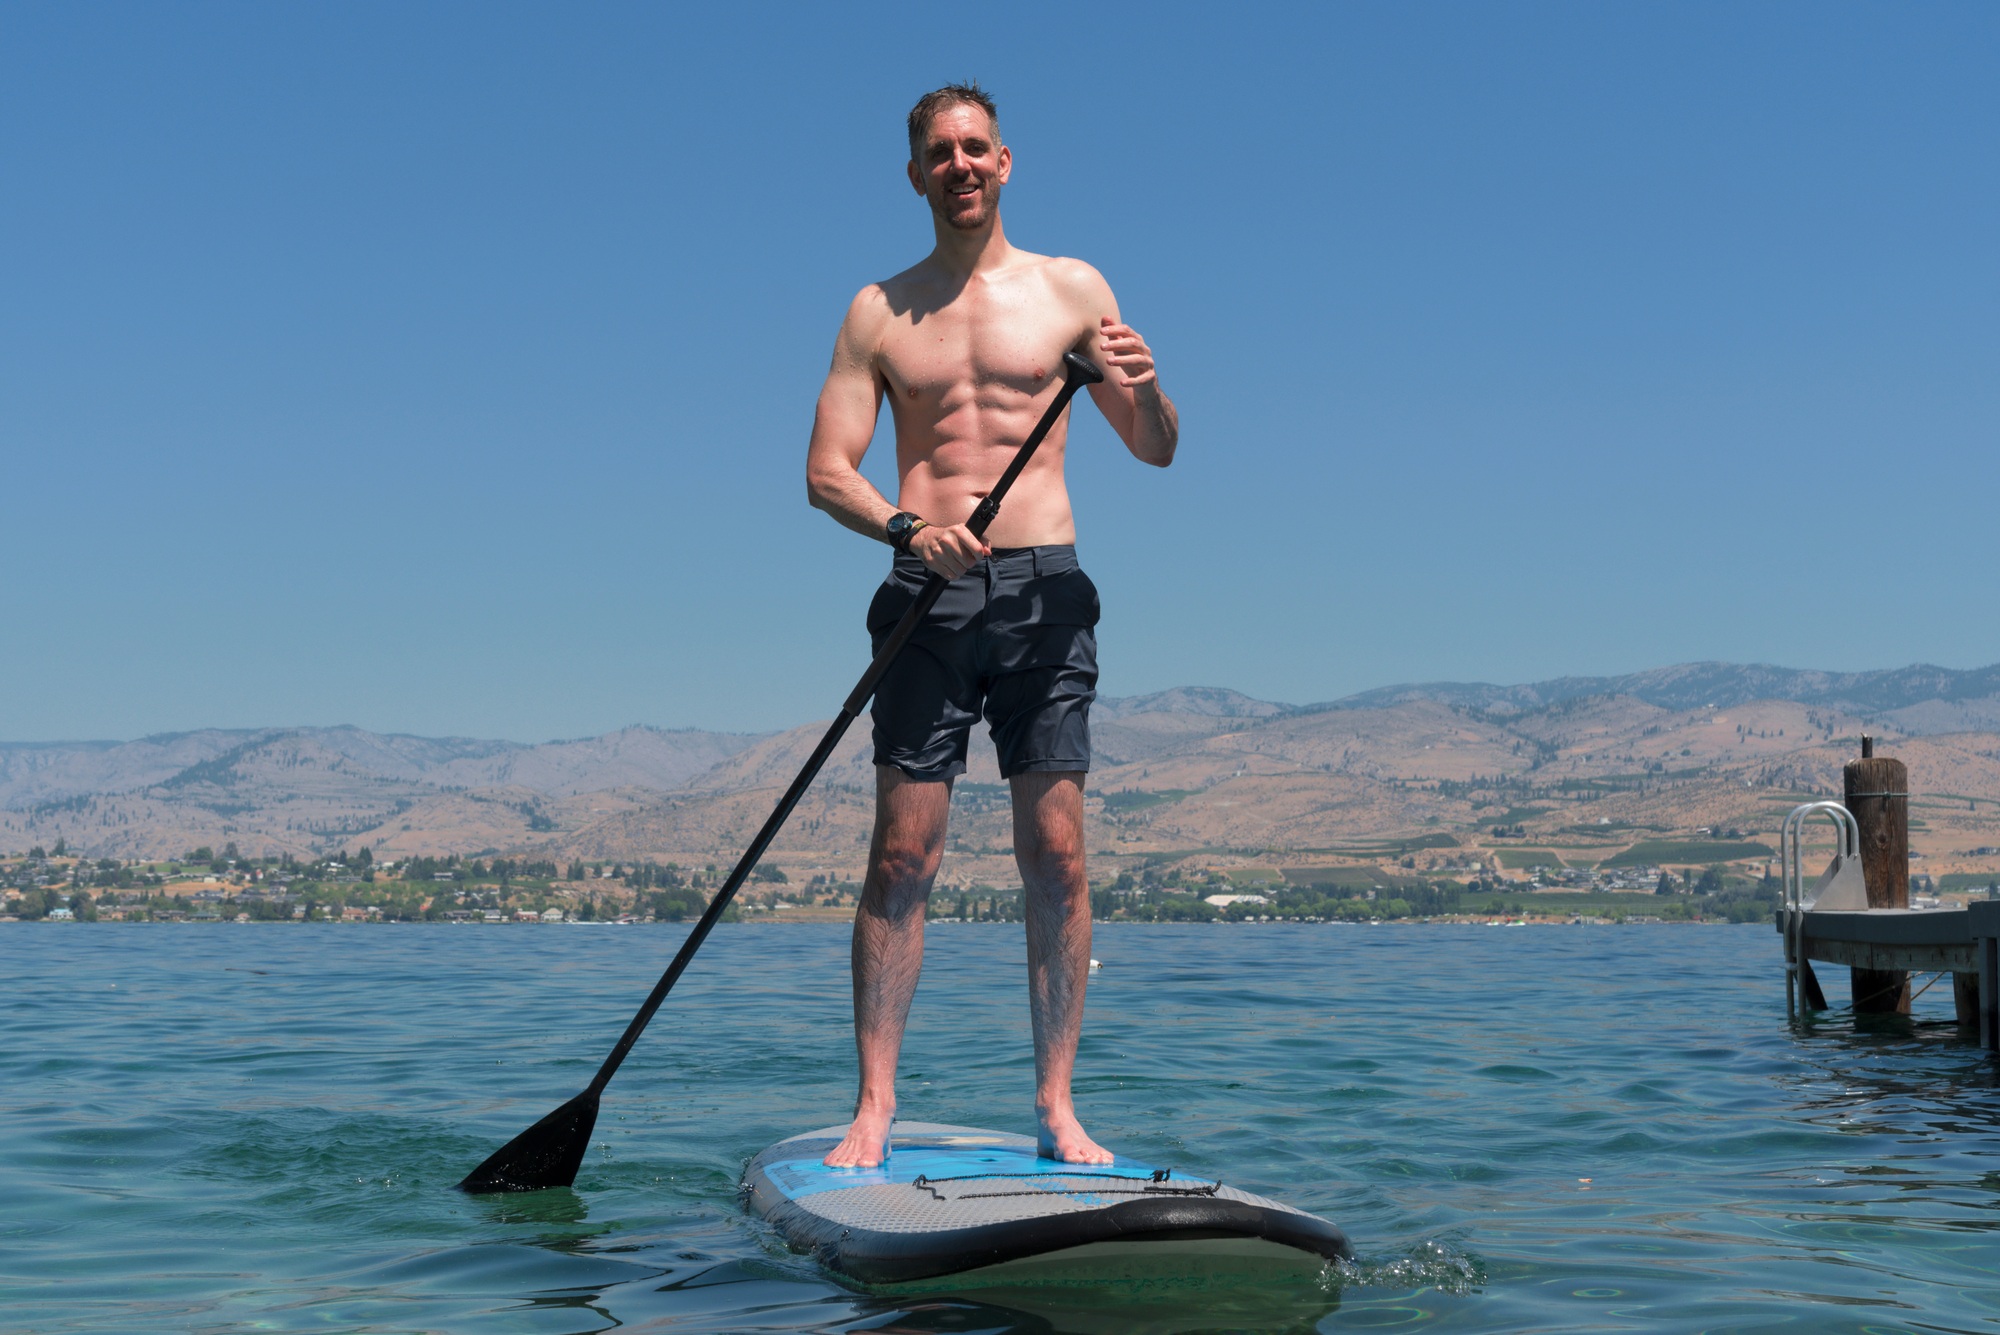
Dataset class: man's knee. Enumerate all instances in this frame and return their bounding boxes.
[871,827,944,898]
[1019,835,1086,894]
[871,770,950,893]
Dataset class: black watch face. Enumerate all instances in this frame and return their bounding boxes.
[888,513,915,542]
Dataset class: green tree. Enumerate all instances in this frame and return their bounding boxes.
[1655,871,1677,896]
[650,888,705,922]
[53,838,67,857]
[1153,894,1217,922]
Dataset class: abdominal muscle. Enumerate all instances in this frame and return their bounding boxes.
[886,389,1077,550]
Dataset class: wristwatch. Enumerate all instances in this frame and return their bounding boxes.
[885,512,927,552]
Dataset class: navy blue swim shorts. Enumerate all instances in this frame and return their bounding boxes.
[867,544,1099,783]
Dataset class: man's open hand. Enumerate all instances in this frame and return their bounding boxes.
[909,522,989,580]
[1098,316,1158,389]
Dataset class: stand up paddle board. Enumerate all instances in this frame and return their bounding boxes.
[743,1121,1349,1289]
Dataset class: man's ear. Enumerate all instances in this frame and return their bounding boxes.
[995,143,1012,184]
[907,158,926,196]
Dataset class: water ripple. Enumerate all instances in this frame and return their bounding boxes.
[2,923,1997,1333]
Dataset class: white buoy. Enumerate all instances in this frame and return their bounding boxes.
[1088,958,1102,970]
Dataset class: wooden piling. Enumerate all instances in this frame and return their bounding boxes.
[1844,736,1910,1014]
[1954,971,1981,1029]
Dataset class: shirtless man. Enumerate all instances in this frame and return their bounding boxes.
[805,84,1178,1169]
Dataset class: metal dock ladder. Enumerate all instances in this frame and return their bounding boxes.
[1781,800,1863,1015]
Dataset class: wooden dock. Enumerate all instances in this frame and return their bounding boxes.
[1778,737,2000,1050]
[1779,900,2000,1049]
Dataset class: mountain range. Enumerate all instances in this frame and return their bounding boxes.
[7,662,1999,883]
[1319,662,2000,733]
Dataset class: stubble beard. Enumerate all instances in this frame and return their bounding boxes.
[934,181,1001,232]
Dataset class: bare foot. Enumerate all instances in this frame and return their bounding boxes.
[1036,1107,1113,1164]
[823,1107,894,1167]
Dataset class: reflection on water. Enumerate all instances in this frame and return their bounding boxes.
[3,924,1998,1333]
[586,1260,1346,1335]
[470,1187,592,1229]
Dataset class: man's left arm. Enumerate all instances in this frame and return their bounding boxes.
[1057,261,1178,467]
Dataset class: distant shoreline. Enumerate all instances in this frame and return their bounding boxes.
[1,914,1766,928]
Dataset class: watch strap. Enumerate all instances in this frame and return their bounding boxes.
[887,512,927,553]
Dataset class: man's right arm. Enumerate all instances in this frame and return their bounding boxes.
[806,290,897,542]
[805,290,990,579]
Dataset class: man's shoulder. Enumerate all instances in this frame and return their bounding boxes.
[1028,254,1114,308]
[841,279,894,324]
[833,278,903,360]
[1036,254,1107,283]
[843,260,947,324]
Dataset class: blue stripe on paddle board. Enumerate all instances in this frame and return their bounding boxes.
[756,1138,1214,1203]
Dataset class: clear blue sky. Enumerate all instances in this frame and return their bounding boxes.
[4,2,1994,742]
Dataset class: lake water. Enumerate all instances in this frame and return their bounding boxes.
[3,922,1996,1334]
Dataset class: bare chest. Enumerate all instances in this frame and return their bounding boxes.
[874,279,1084,409]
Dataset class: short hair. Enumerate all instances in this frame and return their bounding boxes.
[906,82,999,160]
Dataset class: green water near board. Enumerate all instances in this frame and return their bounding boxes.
[3,923,1996,1333]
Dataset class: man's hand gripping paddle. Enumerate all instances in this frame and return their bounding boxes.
[458,352,1104,1192]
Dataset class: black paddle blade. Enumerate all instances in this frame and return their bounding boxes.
[458,1089,599,1193]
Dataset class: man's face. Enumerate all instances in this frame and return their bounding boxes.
[907,103,1010,231]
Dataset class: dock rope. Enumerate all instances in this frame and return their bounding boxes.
[1853,970,1948,1008]
[1906,971,1947,1004]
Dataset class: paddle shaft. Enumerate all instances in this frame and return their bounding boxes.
[582,353,1102,1097]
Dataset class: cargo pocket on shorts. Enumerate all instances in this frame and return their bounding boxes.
[1034,567,1099,631]
[865,566,925,642]
[989,567,1097,672]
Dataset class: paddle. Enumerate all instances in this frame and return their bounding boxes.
[459,351,1106,1192]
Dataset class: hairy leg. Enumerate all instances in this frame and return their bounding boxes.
[823,766,952,1167]
[1014,770,1112,1165]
